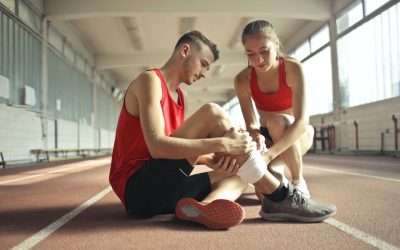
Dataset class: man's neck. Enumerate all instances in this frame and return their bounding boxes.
[160,59,182,91]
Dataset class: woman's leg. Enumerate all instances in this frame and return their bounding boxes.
[265,115,314,182]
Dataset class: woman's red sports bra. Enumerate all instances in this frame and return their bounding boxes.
[249,57,292,112]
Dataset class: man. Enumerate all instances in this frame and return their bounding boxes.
[109,30,336,230]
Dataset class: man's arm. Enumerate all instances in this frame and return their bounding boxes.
[132,71,250,159]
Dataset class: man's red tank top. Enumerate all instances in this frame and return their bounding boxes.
[250,58,292,112]
[109,69,185,206]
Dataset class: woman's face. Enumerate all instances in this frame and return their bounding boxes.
[243,32,278,71]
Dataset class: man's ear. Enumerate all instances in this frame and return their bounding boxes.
[180,43,191,58]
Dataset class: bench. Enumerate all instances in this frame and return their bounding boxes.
[313,125,336,152]
[30,148,112,162]
[0,151,5,168]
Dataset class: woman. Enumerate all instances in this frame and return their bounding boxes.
[234,20,314,198]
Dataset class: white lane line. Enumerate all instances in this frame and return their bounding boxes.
[0,174,44,185]
[11,186,112,250]
[325,218,400,250]
[0,161,109,185]
[306,166,400,183]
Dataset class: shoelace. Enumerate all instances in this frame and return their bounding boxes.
[291,189,306,207]
[294,182,310,198]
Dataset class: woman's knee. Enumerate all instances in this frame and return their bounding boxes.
[306,125,314,141]
[303,125,314,151]
[266,116,288,140]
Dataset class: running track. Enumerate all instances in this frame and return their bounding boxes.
[1,155,399,250]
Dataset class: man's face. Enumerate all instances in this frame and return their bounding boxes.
[181,43,214,85]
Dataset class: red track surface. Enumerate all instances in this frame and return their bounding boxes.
[1,155,399,250]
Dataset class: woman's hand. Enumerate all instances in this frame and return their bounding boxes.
[223,128,257,155]
[249,129,267,152]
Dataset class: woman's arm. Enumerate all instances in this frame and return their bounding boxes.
[234,70,266,152]
[234,71,259,131]
[266,59,308,161]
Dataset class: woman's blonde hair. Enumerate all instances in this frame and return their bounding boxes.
[241,20,283,57]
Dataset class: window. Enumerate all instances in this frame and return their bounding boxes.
[48,26,64,52]
[303,47,333,115]
[18,1,41,33]
[0,11,14,103]
[26,0,44,13]
[85,62,92,78]
[336,1,363,34]
[0,0,15,13]
[64,43,75,64]
[310,25,330,52]
[365,0,391,14]
[337,2,400,107]
[76,55,86,73]
[292,41,311,61]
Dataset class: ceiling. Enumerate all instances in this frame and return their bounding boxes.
[44,0,353,114]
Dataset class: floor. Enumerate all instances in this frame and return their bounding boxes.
[1,154,399,250]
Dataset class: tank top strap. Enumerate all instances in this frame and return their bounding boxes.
[176,88,184,107]
[250,67,257,87]
[153,68,168,98]
[278,57,288,88]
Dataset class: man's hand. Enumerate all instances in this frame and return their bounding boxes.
[223,127,257,155]
[207,153,241,176]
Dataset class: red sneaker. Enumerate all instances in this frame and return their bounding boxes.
[175,198,245,230]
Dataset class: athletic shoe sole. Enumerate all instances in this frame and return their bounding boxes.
[259,210,336,223]
[175,198,245,230]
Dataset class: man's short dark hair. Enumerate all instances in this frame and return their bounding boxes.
[175,30,219,61]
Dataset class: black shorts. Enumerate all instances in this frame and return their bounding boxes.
[260,126,274,147]
[125,158,211,217]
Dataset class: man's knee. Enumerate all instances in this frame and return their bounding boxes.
[201,103,230,131]
[201,103,226,118]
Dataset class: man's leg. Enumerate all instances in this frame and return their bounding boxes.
[171,103,250,229]
[171,103,249,202]
[173,103,335,226]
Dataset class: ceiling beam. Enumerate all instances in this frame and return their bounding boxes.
[121,17,144,51]
[45,0,330,21]
[228,17,252,49]
[179,17,197,35]
[95,51,247,70]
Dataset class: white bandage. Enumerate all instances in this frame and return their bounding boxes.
[237,150,267,184]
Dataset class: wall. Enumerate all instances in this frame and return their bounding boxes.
[310,97,400,153]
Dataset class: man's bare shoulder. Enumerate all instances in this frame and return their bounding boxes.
[127,71,159,94]
[124,71,162,116]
